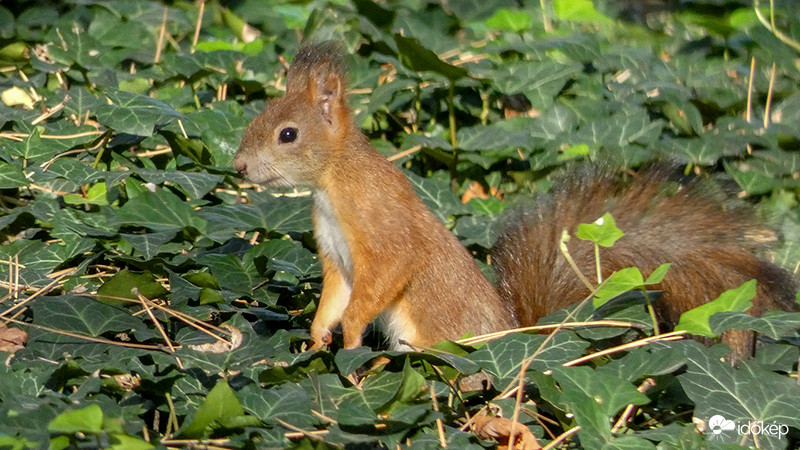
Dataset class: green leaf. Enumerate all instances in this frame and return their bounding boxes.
[198,194,313,241]
[597,344,687,382]
[558,143,590,161]
[553,0,612,24]
[724,161,780,196]
[335,347,383,375]
[175,316,283,374]
[644,263,671,285]
[550,365,650,417]
[109,434,155,450]
[396,358,427,403]
[576,212,624,247]
[675,280,756,338]
[96,269,168,306]
[393,34,468,80]
[63,182,109,205]
[96,88,182,137]
[679,342,800,449]
[136,169,224,200]
[468,332,589,385]
[117,188,207,233]
[120,231,177,259]
[493,60,582,110]
[197,253,263,294]
[250,239,321,278]
[592,267,645,308]
[710,310,800,340]
[32,295,146,336]
[0,161,28,188]
[239,382,315,428]
[453,215,498,248]
[553,372,654,449]
[342,370,404,413]
[48,404,103,433]
[179,380,246,438]
[485,9,532,32]
[576,108,664,151]
[457,121,533,152]
[406,172,470,224]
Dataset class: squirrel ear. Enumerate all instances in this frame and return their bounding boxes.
[313,72,345,127]
[286,42,349,128]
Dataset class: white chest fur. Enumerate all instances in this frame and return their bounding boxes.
[312,191,354,283]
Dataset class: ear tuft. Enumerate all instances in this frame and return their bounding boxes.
[286,41,347,93]
[285,42,348,120]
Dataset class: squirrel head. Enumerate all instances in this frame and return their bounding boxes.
[234,42,352,188]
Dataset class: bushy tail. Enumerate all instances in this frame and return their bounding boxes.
[492,164,798,354]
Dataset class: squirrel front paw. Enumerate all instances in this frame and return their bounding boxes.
[310,327,333,350]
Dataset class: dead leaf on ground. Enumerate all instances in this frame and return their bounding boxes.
[472,415,541,450]
[188,324,243,353]
[0,323,28,354]
[461,181,503,203]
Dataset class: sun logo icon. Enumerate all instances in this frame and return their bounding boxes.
[709,415,736,435]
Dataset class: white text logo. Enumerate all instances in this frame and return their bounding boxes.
[707,415,789,440]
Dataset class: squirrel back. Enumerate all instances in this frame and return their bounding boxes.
[235,43,798,357]
[492,165,799,357]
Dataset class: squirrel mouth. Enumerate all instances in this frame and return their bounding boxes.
[254,168,292,188]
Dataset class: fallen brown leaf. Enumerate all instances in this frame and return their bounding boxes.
[0,323,28,354]
[187,324,242,353]
[472,415,541,450]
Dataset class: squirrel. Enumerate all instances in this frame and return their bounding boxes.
[233,42,799,358]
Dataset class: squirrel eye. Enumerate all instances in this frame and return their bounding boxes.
[278,127,298,144]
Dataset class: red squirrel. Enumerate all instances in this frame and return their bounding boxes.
[233,42,798,357]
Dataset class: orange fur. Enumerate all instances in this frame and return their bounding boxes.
[234,43,516,350]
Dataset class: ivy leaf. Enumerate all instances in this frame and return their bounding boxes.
[679,342,800,449]
[468,332,589,385]
[550,366,650,417]
[393,34,468,80]
[240,382,315,428]
[553,0,613,24]
[406,172,470,224]
[494,60,582,110]
[119,231,177,260]
[198,194,313,242]
[31,295,146,337]
[644,263,671,285]
[576,212,624,247]
[710,310,800,340]
[0,161,28,188]
[116,188,207,233]
[197,253,263,295]
[592,268,645,308]
[63,182,109,205]
[136,169,224,200]
[48,404,103,434]
[485,9,533,32]
[96,88,183,137]
[675,280,756,338]
[178,380,248,438]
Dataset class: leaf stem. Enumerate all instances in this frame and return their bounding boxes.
[447,80,458,186]
[753,0,800,52]
[594,243,602,284]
